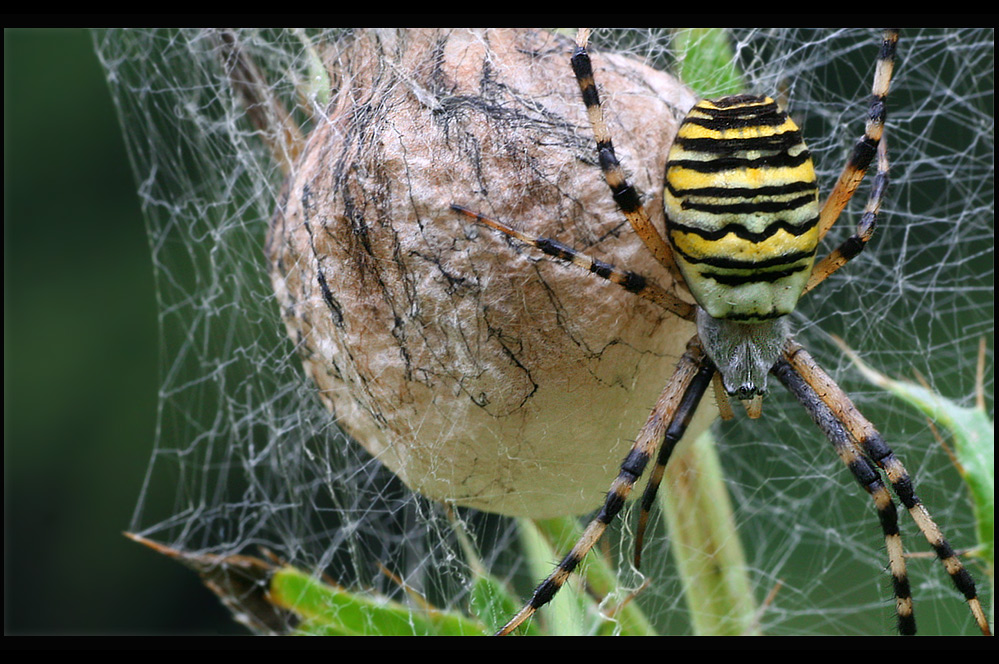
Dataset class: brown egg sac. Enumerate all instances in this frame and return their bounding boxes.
[267,28,714,518]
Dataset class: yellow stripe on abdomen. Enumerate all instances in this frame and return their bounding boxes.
[665,95,820,321]
[671,224,819,265]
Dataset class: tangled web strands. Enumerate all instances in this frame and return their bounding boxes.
[95,28,993,636]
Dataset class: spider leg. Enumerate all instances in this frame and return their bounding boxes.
[772,353,915,635]
[451,205,695,320]
[496,337,713,635]
[815,29,897,243]
[634,357,716,569]
[782,341,992,636]
[804,138,889,295]
[570,28,682,280]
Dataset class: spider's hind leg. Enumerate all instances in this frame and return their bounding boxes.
[772,353,915,635]
[781,340,991,636]
[495,337,713,635]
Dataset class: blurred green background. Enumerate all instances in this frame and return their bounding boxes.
[4,28,240,635]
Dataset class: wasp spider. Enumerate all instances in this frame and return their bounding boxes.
[452,28,990,636]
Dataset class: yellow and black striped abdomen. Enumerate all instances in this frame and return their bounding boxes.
[665,95,819,322]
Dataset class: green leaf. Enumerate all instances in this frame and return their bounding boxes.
[271,566,488,636]
[672,28,745,98]
[126,533,490,636]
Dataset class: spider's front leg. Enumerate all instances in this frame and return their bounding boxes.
[570,27,682,280]
[805,28,897,295]
[496,338,714,635]
[451,205,695,320]
[815,28,897,243]
[804,139,889,295]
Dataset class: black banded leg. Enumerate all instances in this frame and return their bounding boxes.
[451,205,695,320]
[634,360,715,569]
[772,357,915,635]
[817,28,897,241]
[804,138,889,295]
[569,28,681,279]
[784,341,992,636]
[495,337,708,635]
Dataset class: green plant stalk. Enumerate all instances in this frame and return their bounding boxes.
[527,517,658,635]
[659,428,760,635]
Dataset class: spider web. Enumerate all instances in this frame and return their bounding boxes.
[94,28,993,636]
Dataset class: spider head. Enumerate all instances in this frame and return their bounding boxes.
[695,309,790,400]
